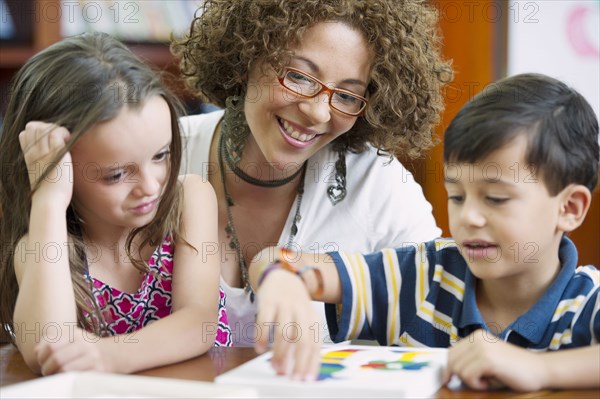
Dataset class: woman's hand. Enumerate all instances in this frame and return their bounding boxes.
[18,121,73,210]
[254,269,321,381]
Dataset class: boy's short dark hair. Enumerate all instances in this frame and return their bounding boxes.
[443,73,599,194]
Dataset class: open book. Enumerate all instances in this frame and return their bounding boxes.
[216,345,447,398]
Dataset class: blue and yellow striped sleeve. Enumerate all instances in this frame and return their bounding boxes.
[325,241,444,345]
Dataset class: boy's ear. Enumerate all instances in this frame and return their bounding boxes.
[557,184,592,233]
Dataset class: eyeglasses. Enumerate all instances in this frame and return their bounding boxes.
[278,67,368,116]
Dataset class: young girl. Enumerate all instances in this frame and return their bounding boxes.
[0,32,231,375]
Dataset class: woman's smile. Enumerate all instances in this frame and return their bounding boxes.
[278,117,320,148]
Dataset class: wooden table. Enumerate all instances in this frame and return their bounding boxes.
[1,344,598,398]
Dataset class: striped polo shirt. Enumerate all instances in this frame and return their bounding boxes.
[324,237,600,350]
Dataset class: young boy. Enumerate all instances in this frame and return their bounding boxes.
[249,73,600,391]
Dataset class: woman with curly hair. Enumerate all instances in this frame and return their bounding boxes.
[172,0,451,347]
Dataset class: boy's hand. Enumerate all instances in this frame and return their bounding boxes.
[254,269,321,381]
[445,331,548,391]
[18,121,73,210]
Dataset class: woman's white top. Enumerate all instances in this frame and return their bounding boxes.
[180,110,441,346]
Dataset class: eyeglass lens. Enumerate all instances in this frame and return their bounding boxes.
[282,69,366,115]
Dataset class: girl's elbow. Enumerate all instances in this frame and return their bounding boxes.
[181,320,216,357]
[26,358,42,375]
[176,305,220,351]
[17,343,42,374]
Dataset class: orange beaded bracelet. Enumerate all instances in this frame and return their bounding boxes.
[256,248,324,298]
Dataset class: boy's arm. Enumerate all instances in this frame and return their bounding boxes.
[249,248,342,380]
[249,243,433,379]
[446,331,600,390]
[250,248,343,303]
[541,345,600,389]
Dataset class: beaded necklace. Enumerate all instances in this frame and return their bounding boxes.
[217,132,306,300]
[222,133,304,187]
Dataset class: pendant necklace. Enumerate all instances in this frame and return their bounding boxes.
[218,131,306,302]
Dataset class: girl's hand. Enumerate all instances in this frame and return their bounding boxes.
[18,121,73,210]
[254,270,321,381]
[34,328,113,375]
[444,331,548,391]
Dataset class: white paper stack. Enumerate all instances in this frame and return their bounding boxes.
[2,372,257,398]
[215,345,447,398]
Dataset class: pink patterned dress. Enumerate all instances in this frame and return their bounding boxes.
[84,235,232,346]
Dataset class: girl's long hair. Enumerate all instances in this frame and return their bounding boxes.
[0,32,185,340]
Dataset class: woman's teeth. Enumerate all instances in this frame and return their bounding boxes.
[282,119,316,142]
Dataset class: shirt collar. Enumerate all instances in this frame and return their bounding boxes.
[505,236,578,344]
[457,236,578,343]
[457,267,486,334]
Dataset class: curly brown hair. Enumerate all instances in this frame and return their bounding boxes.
[172,0,452,159]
